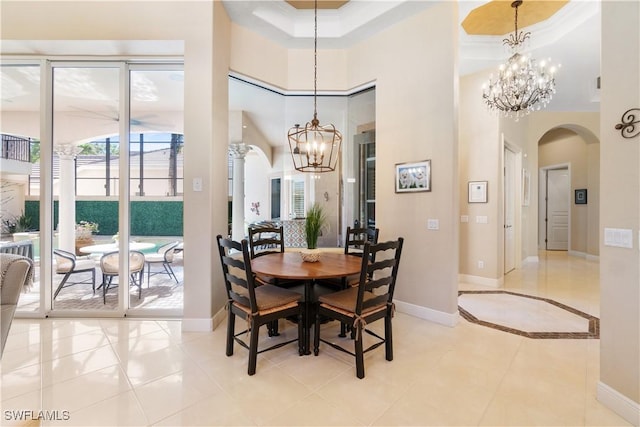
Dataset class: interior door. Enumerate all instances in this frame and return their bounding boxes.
[546,168,569,250]
[504,147,516,273]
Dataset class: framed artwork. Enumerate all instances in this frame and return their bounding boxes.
[395,160,431,193]
[575,189,587,204]
[468,181,488,203]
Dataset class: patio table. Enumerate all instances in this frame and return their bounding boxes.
[78,242,155,255]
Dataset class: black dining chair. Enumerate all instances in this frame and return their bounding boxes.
[317,226,380,291]
[216,235,303,375]
[313,237,404,379]
[315,226,380,337]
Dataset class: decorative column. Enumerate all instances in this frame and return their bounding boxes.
[229,143,251,241]
[55,143,81,253]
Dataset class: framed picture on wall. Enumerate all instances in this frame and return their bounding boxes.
[468,181,488,203]
[575,189,587,204]
[395,160,431,193]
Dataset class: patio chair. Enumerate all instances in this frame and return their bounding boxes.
[100,251,145,304]
[53,249,97,299]
[144,241,180,284]
[313,237,404,379]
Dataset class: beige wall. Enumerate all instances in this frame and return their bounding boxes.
[538,129,599,256]
[346,3,459,319]
[459,71,501,282]
[598,0,640,417]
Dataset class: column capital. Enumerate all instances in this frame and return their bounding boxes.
[54,143,82,159]
[229,143,251,159]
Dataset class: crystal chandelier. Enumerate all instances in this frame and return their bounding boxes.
[288,0,342,173]
[482,0,559,119]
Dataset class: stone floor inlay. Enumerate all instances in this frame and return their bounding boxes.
[458,290,599,339]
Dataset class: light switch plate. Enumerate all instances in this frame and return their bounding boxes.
[476,216,488,224]
[460,215,469,223]
[193,177,203,192]
[427,219,439,230]
[604,227,633,248]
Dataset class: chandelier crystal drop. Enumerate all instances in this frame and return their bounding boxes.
[287,0,342,173]
[482,0,559,120]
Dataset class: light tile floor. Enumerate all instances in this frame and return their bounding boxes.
[0,251,632,426]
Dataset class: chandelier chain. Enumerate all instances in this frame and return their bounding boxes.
[313,0,318,121]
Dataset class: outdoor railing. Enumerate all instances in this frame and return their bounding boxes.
[1,134,31,163]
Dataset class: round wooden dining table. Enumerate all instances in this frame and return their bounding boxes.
[251,251,362,354]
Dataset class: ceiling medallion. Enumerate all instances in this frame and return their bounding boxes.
[482,0,560,120]
[287,0,342,173]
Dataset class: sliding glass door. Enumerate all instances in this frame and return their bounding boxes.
[6,60,184,317]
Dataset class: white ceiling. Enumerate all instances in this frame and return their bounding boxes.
[0,1,601,147]
[223,0,601,146]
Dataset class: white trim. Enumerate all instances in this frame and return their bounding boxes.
[458,274,504,288]
[394,299,458,327]
[597,381,640,426]
[212,307,227,331]
[181,317,213,332]
[567,251,600,262]
[229,71,375,97]
[524,256,540,263]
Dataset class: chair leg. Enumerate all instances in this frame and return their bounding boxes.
[385,314,393,361]
[91,269,96,294]
[53,272,72,299]
[226,310,236,356]
[164,263,179,283]
[147,263,151,285]
[247,321,260,376]
[313,311,321,356]
[298,307,304,356]
[339,322,347,337]
[103,275,114,304]
[355,323,365,379]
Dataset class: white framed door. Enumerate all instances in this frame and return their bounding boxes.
[504,146,517,273]
[543,167,570,250]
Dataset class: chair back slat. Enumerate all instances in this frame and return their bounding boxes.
[248,225,285,258]
[355,237,404,315]
[217,235,258,310]
[344,226,379,256]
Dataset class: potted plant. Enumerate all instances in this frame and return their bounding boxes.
[3,211,33,235]
[75,221,99,254]
[305,202,326,250]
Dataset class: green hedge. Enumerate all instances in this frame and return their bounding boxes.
[25,200,183,236]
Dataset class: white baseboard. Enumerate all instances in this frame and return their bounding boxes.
[586,254,600,262]
[568,250,587,258]
[597,381,640,426]
[181,317,214,332]
[458,274,503,288]
[394,299,458,327]
[212,306,227,330]
[524,256,539,263]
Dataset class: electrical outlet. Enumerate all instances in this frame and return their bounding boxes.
[427,219,439,230]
